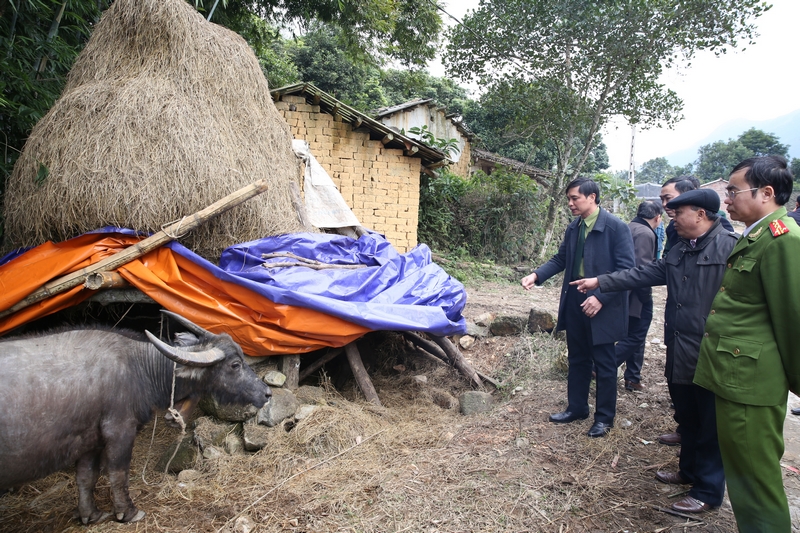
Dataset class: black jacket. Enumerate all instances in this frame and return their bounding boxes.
[534,207,635,345]
[597,220,737,384]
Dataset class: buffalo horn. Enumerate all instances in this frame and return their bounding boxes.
[160,310,216,339]
[145,330,226,367]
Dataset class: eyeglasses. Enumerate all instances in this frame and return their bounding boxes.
[725,187,760,200]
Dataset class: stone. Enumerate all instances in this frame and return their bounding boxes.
[263,370,287,387]
[459,335,476,349]
[198,396,259,422]
[256,388,299,427]
[177,469,201,482]
[224,433,245,455]
[192,417,238,450]
[295,385,326,405]
[412,375,428,385]
[243,424,270,452]
[527,308,556,333]
[203,446,224,460]
[489,315,526,337]
[459,391,494,415]
[157,434,196,473]
[294,404,318,420]
[465,323,490,337]
[474,312,496,327]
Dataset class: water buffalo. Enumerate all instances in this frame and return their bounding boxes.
[0,310,271,524]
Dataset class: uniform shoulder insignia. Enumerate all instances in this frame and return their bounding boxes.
[770,219,789,237]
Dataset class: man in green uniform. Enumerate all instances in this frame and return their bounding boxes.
[694,155,800,533]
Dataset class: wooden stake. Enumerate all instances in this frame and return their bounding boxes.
[429,334,484,390]
[0,179,269,319]
[344,342,381,406]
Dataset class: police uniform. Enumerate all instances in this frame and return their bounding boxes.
[694,207,800,533]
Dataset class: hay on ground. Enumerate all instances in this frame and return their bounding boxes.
[4,0,305,259]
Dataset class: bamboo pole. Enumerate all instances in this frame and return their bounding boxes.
[0,179,269,319]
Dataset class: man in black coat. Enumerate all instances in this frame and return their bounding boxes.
[521,177,635,438]
[617,200,661,392]
[572,189,737,513]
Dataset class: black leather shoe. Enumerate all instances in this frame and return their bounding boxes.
[791,407,800,416]
[587,421,612,438]
[549,411,589,424]
[655,471,688,485]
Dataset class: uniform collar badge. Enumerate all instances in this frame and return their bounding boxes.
[770,219,790,237]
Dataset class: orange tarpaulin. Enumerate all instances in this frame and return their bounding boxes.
[0,233,368,355]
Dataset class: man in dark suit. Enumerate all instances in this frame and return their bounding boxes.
[521,177,635,438]
[616,200,661,392]
[788,194,800,226]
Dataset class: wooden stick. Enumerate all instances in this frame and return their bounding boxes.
[652,506,706,523]
[261,261,366,270]
[402,331,499,388]
[429,334,484,390]
[298,348,344,382]
[0,179,269,319]
[344,342,381,406]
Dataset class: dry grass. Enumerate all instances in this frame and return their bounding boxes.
[0,332,748,533]
[4,0,305,259]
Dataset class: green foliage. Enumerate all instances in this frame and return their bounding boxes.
[405,125,460,158]
[445,0,770,257]
[201,0,443,67]
[418,167,547,264]
[380,69,470,114]
[694,128,788,182]
[636,157,693,184]
[738,127,789,157]
[791,158,800,183]
[0,0,105,179]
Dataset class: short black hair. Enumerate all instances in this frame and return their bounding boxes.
[637,200,662,220]
[565,177,600,204]
[731,156,794,205]
[662,175,700,194]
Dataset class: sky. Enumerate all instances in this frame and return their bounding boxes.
[430,0,800,172]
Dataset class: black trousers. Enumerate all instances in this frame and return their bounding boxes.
[614,297,653,383]
[669,382,725,506]
[564,285,617,425]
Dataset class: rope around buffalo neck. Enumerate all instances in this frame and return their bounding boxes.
[163,361,187,474]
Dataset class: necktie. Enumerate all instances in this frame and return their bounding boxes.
[572,219,586,280]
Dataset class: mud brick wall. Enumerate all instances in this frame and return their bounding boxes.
[275,95,421,252]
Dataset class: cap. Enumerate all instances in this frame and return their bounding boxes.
[666,188,720,214]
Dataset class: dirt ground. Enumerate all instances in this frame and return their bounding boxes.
[2,280,800,532]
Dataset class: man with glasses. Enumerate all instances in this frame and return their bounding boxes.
[571,189,736,514]
[694,156,800,532]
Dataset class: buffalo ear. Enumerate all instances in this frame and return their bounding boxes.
[145,330,225,367]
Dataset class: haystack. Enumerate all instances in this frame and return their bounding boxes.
[4,0,305,259]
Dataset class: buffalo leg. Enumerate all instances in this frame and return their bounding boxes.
[103,425,145,522]
[75,452,109,524]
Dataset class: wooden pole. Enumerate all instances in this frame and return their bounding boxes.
[0,179,269,319]
[344,342,381,406]
[428,334,484,390]
[298,348,343,382]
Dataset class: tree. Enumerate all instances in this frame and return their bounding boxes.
[694,140,754,182]
[636,157,693,184]
[204,0,443,68]
[737,127,789,158]
[790,158,800,184]
[445,0,769,258]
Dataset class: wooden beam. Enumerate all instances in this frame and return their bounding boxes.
[352,117,363,128]
[313,93,321,105]
[404,146,419,157]
[381,133,394,145]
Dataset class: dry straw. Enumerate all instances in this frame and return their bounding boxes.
[4,0,305,259]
